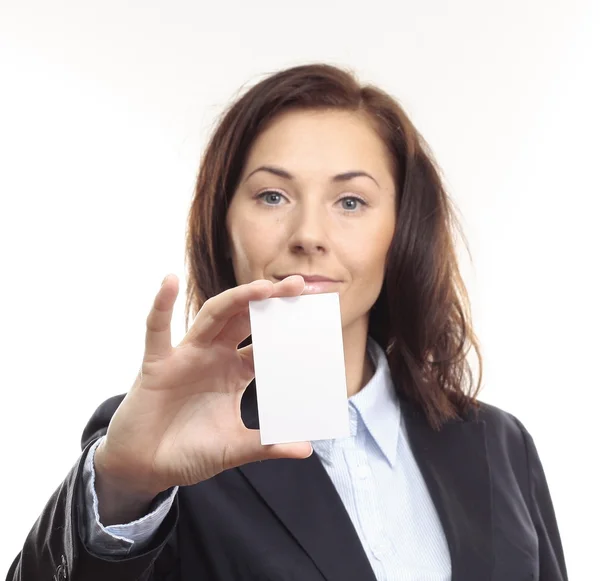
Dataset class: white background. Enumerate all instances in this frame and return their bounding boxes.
[1,0,598,577]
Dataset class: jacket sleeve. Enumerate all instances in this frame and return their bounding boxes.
[81,436,178,556]
[5,394,180,581]
[517,420,569,581]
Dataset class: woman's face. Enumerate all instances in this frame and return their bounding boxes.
[226,108,397,335]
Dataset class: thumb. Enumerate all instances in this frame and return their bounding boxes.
[228,428,313,469]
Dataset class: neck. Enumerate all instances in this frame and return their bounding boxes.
[343,317,375,398]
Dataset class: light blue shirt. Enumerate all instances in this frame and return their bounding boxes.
[311,338,451,580]
[81,338,451,580]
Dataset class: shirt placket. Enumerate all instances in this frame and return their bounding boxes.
[343,406,393,573]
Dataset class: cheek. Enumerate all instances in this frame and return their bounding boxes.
[229,218,281,281]
[338,222,394,321]
[345,224,394,282]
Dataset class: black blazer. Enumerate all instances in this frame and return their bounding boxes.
[7,383,568,581]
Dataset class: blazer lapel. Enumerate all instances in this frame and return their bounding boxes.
[402,399,493,581]
[239,382,377,581]
[239,383,493,581]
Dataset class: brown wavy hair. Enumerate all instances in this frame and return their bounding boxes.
[184,63,482,430]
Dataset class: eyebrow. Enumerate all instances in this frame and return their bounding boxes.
[243,165,380,188]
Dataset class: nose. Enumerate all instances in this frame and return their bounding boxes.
[287,203,329,256]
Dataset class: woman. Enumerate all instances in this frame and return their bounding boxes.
[7,64,567,581]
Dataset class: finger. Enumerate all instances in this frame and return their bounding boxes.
[272,275,307,298]
[237,343,255,383]
[185,276,305,346]
[216,275,306,348]
[183,280,273,346]
[217,306,251,348]
[261,440,314,461]
[224,427,313,471]
[145,274,179,358]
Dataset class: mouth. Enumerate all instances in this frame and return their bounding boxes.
[274,274,339,283]
[273,274,342,295]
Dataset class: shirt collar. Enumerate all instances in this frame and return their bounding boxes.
[312,337,401,468]
[349,337,401,467]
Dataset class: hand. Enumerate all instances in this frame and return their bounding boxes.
[95,274,311,497]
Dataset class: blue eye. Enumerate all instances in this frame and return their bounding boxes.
[339,196,367,212]
[256,191,367,212]
[257,191,284,205]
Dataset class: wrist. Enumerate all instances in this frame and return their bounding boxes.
[94,439,164,502]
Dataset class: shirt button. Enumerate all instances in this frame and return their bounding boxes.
[373,540,392,557]
[356,465,370,479]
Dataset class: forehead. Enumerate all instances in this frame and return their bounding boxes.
[244,109,393,177]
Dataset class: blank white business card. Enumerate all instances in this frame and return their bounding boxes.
[248,292,350,445]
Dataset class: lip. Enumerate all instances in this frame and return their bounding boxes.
[274,274,342,295]
[274,274,339,283]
